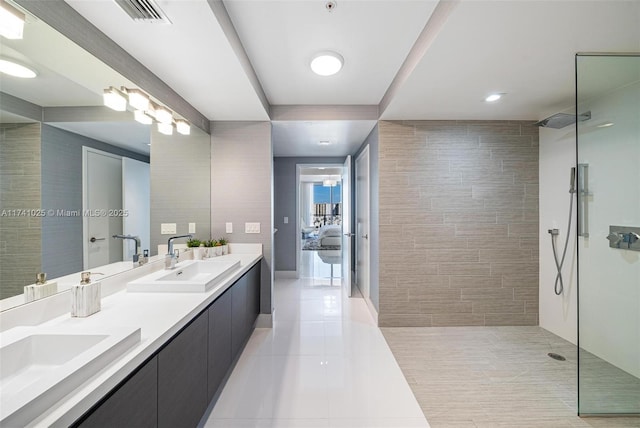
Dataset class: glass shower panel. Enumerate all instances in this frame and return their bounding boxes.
[576,54,640,415]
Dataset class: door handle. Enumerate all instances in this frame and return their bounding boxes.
[344,233,355,238]
[362,234,369,240]
[90,237,105,243]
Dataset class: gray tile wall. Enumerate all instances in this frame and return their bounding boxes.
[210,121,273,315]
[378,120,539,327]
[150,129,211,255]
[0,123,42,299]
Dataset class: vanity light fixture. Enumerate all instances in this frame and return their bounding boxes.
[0,0,25,40]
[0,58,35,78]
[134,109,153,125]
[157,122,173,135]
[310,51,343,76]
[103,86,127,111]
[175,119,190,135]
[154,105,173,124]
[125,88,150,111]
[485,93,503,102]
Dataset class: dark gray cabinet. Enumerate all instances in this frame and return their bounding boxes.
[75,260,262,428]
[76,356,158,428]
[208,289,232,401]
[158,311,208,428]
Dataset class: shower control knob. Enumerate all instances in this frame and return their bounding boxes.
[626,232,639,244]
[606,233,622,247]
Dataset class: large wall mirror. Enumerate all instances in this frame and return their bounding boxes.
[0,15,211,310]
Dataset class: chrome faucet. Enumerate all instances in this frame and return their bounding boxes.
[166,234,192,269]
[112,234,146,266]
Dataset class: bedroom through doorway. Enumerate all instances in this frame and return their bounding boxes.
[296,162,351,289]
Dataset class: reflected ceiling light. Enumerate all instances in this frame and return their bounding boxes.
[103,86,127,111]
[323,179,337,187]
[485,93,503,102]
[310,51,343,76]
[597,122,614,128]
[134,109,153,125]
[154,105,172,124]
[175,119,190,135]
[0,58,35,78]
[125,88,150,111]
[157,122,173,135]
[318,140,331,145]
[0,0,25,40]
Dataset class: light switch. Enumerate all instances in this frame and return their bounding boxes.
[284,217,289,224]
[189,223,196,233]
[245,222,261,234]
[161,223,176,234]
[226,222,233,233]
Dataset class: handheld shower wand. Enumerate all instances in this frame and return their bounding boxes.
[548,167,576,295]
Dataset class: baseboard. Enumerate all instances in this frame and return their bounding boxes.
[364,296,378,325]
[274,270,297,279]
[256,313,273,328]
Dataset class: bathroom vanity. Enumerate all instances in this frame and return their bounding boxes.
[0,246,263,427]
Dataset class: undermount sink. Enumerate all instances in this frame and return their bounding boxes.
[0,325,140,426]
[127,259,241,293]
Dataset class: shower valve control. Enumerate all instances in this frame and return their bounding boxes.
[607,226,640,252]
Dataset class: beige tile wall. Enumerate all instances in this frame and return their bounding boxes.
[0,123,42,299]
[378,120,539,327]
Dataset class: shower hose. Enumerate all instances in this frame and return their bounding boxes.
[550,193,575,295]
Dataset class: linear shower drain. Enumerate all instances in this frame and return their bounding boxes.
[548,352,566,361]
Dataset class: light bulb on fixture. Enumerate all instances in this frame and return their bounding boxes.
[485,93,503,102]
[126,88,150,111]
[103,86,127,111]
[154,105,172,124]
[157,122,173,135]
[0,0,25,40]
[310,51,343,76]
[175,119,190,135]
[134,109,153,125]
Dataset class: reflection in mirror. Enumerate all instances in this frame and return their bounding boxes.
[0,14,211,310]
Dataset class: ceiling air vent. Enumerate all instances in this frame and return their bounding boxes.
[114,0,172,23]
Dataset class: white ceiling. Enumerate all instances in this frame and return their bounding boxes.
[4,0,640,157]
[224,0,438,105]
[272,120,376,157]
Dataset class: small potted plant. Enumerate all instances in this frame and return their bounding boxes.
[203,239,215,258]
[187,238,202,260]
[218,237,228,255]
[213,239,222,257]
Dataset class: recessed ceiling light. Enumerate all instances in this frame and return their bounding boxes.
[310,51,343,76]
[485,93,504,102]
[318,140,331,145]
[597,122,614,128]
[0,58,35,78]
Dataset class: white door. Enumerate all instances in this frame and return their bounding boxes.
[83,147,123,269]
[341,155,352,296]
[356,147,370,299]
[122,158,150,259]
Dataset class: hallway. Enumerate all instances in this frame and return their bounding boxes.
[202,276,428,427]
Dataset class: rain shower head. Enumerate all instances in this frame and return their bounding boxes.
[535,111,591,129]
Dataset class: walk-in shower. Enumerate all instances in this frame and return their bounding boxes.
[575,53,640,416]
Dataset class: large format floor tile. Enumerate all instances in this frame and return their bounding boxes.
[202,276,428,427]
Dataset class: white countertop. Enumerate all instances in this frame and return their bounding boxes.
[9,251,262,428]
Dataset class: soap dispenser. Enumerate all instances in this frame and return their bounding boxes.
[71,271,103,317]
[24,272,58,303]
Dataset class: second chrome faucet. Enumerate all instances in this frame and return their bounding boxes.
[165,234,192,269]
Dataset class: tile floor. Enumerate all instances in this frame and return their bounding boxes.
[201,276,428,428]
[382,326,640,428]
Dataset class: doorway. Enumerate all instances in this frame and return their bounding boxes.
[296,162,351,293]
